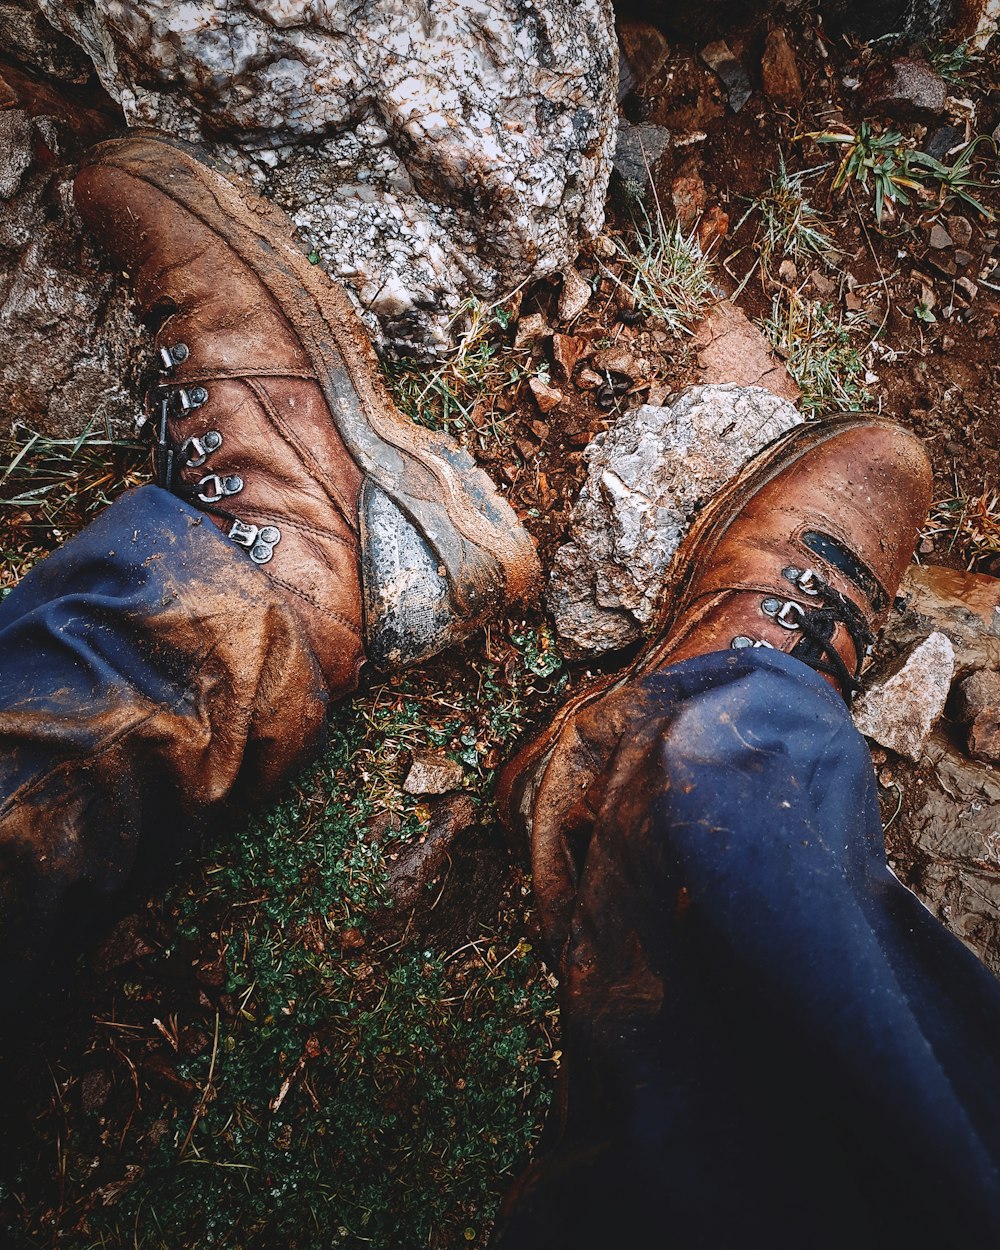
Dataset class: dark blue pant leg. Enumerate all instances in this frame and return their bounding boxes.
[0,485,326,1002]
[498,649,1000,1248]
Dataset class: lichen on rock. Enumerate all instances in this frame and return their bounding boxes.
[29,0,618,356]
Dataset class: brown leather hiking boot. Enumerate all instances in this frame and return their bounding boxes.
[74,133,540,697]
[498,416,932,942]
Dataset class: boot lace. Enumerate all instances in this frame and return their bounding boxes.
[732,565,875,700]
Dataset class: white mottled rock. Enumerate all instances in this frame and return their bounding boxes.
[547,384,803,658]
[28,0,617,355]
[853,631,956,761]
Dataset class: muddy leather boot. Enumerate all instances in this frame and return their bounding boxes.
[74,133,540,692]
[0,133,539,1000]
[490,419,1000,1250]
[498,415,932,953]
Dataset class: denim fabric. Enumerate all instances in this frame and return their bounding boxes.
[0,485,326,1000]
[497,649,1000,1248]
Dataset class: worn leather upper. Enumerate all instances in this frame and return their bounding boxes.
[499,417,934,961]
[75,154,367,696]
[646,420,934,680]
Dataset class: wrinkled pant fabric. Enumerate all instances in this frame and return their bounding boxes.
[495,650,1000,1248]
[3,497,1000,1245]
[0,485,327,1002]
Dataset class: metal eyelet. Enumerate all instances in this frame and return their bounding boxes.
[776,600,805,629]
[197,473,243,503]
[179,430,222,468]
[782,566,822,596]
[227,519,281,564]
[762,597,805,629]
[731,636,775,650]
[159,343,189,370]
[176,385,208,412]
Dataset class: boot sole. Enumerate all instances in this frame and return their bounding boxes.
[80,133,542,625]
[496,413,897,836]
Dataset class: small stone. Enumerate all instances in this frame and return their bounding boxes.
[954,249,974,269]
[954,669,1000,763]
[700,40,752,113]
[852,632,956,761]
[778,258,798,283]
[90,914,155,974]
[926,253,956,278]
[617,22,672,92]
[864,57,948,119]
[558,266,592,323]
[947,215,974,247]
[612,122,672,186]
[671,171,706,230]
[923,124,966,161]
[576,366,604,390]
[941,334,956,351]
[956,276,979,302]
[809,269,837,297]
[81,1069,112,1114]
[697,204,729,252]
[691,300,800,403]
[590,345,645,381]
[402,749,464,795]
[514,312,550,350]
[760,28,803,106]
[550,333,585,384]
[928,223,954,249]
[529,377,563,412]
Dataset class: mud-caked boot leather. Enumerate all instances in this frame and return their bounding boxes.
[497,415,932,951]
[74,133,541,698]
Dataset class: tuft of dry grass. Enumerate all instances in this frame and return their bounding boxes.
[925,491,1000,569]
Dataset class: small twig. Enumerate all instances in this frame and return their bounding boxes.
[179,1012,219,1158]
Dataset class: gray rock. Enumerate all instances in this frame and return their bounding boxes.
[0,109,146,439]
[402,749,465,796]
[852,631,956,761]
[547,383,803,658]
[699,40,752,113]
[25,0,618,358]
[0,2,92,82]
[864,56,948,120]
[612,122,672,186]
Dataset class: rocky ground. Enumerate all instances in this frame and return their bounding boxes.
[1,7,1000,1250]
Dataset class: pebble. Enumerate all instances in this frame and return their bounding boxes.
[928,223,954,249]
[558,266,593,323]
[403,750,464,795]
[760,27,803,106]
[853,632,956,762]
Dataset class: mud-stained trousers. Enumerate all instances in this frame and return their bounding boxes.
[4,492,1000,1245]
[0,485,328,1002]
[493,648,1000,1248]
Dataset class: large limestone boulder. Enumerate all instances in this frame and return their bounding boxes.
[25,0,618,357]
